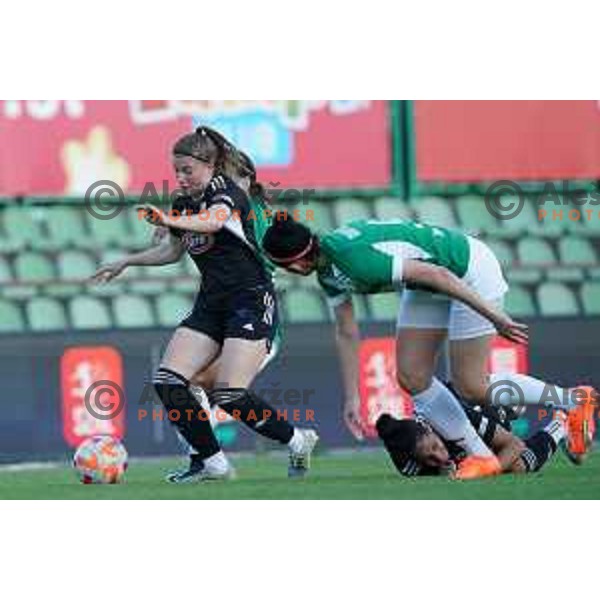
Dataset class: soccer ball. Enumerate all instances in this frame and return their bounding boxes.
[73,436,128,484]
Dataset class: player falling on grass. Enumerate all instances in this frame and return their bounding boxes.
[262,217,597,478]
[377,400,589,480]
[93,127,317,482]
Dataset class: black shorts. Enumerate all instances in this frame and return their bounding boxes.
[180,284,279,348]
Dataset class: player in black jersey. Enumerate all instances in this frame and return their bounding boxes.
[377,402,581,479]
[94,127,317,482]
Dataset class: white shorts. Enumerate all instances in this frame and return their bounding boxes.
[397,237,509,341]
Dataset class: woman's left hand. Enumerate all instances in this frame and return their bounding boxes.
[492,313,529,345]
[139,204,168,227]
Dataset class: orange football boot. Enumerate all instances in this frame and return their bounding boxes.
[563,386,598,464]
[456,455,502,480]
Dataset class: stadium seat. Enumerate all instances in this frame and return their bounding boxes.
[546,267,585,284]
[580,282,600,315]
[558,236,597,266]
[501,198,542,239]
[14,251,55,281]
[455,196,503,237]
[155,293,193,327]
[113,295,155,328]
[128,279,169,295]
[1,284,38,301]
[374,197,412,221]
[57,250,97,280]
[332,198,373,228]
[1,206,46,249]
[304,201,335,233]
[0,299,25,333]
[353,296,370,322]
[26,297,67,331]
[0,256,13,283]
[143,261,184,279]
[43,206,90,249]
[43,282,84,298]
[537,283,579,316]
[283,289,328,323]
[69,296,112,329]
[368,293,398,322]
[485,240,514,269]
[126,208,155,249]
[171,279,200,294]
[87,212,131,248]
[412,197,457,229]
[516,238,556,267]
[504,285,536,317]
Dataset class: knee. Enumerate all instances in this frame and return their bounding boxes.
[396,368,433,395]
[452,379,488,404]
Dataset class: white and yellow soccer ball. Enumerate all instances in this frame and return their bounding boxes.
[73,436,128,484]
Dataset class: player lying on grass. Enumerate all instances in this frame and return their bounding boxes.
[376,400,591,480]
[262,217,597,474]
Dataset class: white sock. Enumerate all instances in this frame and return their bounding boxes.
[204,450,230,472]
[489,373,579,410]
[288,428,303,453]
[544,414,566,446]
[414,378,493,457]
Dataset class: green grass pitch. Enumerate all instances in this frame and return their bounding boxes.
[1,450,599,499]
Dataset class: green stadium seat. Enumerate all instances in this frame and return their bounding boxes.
[353,296,370,322]
[546,267,585,283]
[126,208,155,249]
[0,299,25,333]
[43,282,84,298]
[69,296,112,329]
[581,282,600,315]
[171,279,200,294]
[1,284,38,301]
[144,261,184,279]
[505,285,536,317]
[332,198,373,228]
[2,206,45,249]
[516,238,556,267]
[558,236,597,266]
[26,297,67,331]
[506,269,544,284]
[373,197,412,222]
[128,279,169,295]
[500,198,542,239]
[57,250,97,280]
[368,293,399,322]
[485,240,514,269]
[155,293,193,327]
[412,197,457,229]
[0,256,14,283]
[42,206,90,250]
[456,196,503,237]
[537,283,579,316]
[283,289,328,323]
[87,213,131,248]
[14,251,55,281]
[305,201,335,234]
[113,295,155,328]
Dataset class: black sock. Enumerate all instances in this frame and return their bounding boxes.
[519,431,558,473]
[210,388,294,444]
[153,368,221,460]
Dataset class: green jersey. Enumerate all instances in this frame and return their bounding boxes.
[317,219,471,306]
[250,195,276,278]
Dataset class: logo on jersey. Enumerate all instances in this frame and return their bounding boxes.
[182,231,214,255]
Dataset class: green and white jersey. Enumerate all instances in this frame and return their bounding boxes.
[316,219,471,306]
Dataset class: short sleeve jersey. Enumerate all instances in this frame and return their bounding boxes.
[316,219,471,306]
[170,175,270,304]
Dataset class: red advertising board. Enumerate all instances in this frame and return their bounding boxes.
[0,100,390,195]
[415,100,600,181]
[358,336,528,439]
[60,346,125,447]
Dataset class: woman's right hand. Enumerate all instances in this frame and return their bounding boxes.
[91,260,127,284]
[344,396,365,441]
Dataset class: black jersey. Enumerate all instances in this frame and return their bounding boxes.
[170,175,270,305]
